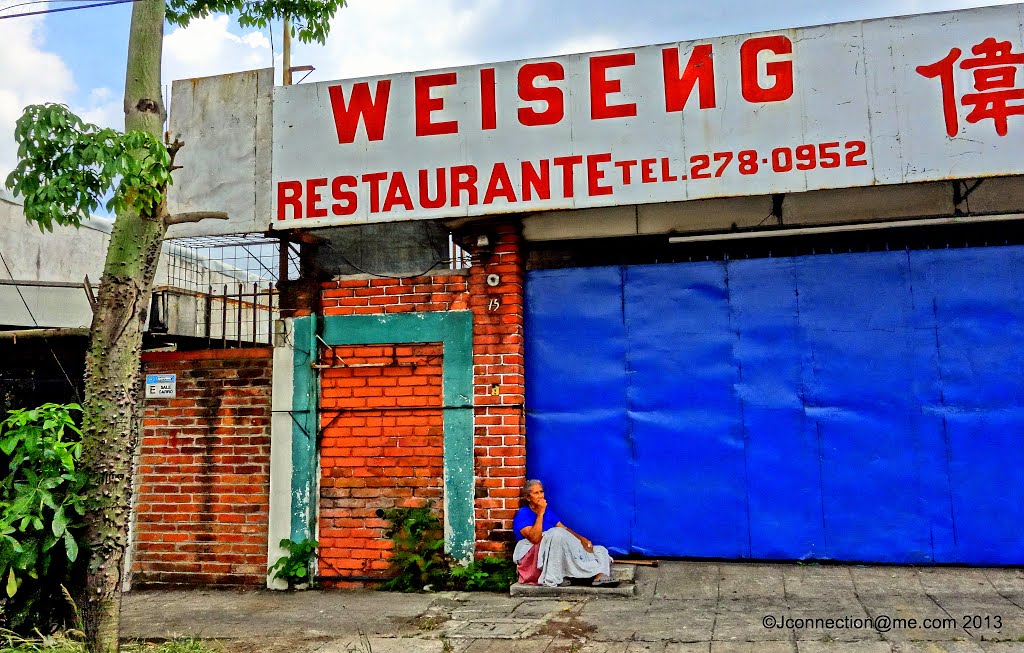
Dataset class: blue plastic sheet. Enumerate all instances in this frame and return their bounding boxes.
[729,258,824,560]
[524,266,633,554]
[910,248,1024,564]
[524,245,1024,563]
[795,252,931,563]
[624,263,748,557]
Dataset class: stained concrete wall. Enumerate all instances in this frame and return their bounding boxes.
[0,189,108,328]
[0,189,265,334]
[166,68,273,238]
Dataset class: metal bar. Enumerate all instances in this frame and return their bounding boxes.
[236,283,243,348]
[279,237,289,284]
[0,328,90,341]
[667,212,1024,244]
[221,284,227,349]
[283,15,293,86]
[0,279,86,288]
[319,405,472,413]
[252,282,258,347]
[311,360,437,370]
[204,285,213,345]
[267,283,275,346]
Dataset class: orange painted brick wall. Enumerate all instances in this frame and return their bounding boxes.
[318,344,444,584]
[133,349,273,586]
[318,221,526,561]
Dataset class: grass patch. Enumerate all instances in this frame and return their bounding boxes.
[0,632,222,653]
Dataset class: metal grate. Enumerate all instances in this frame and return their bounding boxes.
[155,234,299,346]
[449,235,472,270]
[161,234,299,292]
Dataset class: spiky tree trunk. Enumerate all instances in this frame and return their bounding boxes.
[80,1,168,651]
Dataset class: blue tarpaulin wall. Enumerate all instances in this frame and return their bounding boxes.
[524,247,1024,564]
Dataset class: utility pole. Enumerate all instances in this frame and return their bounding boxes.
[283,15,292,85]
[279,15,292,286]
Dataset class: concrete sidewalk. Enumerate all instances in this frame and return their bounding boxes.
[121,561,1024,653]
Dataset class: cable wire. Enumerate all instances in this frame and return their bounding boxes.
[0,0,126,12]
[0,0,135,19]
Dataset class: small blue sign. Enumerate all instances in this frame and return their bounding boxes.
[145,373,176,398]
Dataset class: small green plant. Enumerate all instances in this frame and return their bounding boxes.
[0,403,87,633]
[268,538,318,589]
[378,503,449,592]
[448,557,516,592]
[377,502,515,593]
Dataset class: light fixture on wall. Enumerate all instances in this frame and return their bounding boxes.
[473,232,496,262]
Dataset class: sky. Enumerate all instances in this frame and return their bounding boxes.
[0,0,1020,183]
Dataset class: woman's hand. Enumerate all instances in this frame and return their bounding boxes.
[557,521,596,553]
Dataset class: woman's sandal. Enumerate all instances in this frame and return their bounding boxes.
[592,577,620,587]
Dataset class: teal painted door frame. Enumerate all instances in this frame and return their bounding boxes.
[290,312,475,562]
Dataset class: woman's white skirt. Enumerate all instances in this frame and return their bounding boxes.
[514,527,611,587]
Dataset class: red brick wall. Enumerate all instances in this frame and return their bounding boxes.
[318,221,526,560]
[467,224,526,554]
[318,344,444,584]
[133,349,273,586]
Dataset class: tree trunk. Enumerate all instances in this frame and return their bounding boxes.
[80,1,168,652]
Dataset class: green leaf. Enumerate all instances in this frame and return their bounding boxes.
[63,532,78,562]
[51,506,68,538]
[40,476,62,490]
[6,569,17,597]
[0,435,19,456]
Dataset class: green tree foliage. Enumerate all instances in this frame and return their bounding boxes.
[0,404,87,632]
[4,0,349,227]
[4,105,171,231]
[165,0,345,44]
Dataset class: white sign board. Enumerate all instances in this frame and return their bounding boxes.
[272,4,1024,229]
[145,374,177,399]
[167,68,273,237]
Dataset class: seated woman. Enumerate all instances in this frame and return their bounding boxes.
[511,479,618,587]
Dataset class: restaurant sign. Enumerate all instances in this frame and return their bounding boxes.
[272,4,1024,228]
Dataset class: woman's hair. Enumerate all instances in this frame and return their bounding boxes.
[521,479,542,502]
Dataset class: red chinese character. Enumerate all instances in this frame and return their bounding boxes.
[917,48,962,137]
[917,37,1024,137]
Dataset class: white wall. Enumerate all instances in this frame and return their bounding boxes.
[0,189,109,328]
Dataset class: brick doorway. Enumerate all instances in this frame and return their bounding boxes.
[317,344,444,585]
